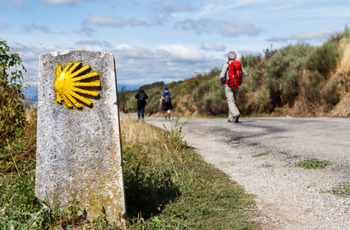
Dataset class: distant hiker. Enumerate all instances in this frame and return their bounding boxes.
[160,86,173,120]
[219,51,247,123]
[123,107,128,113]
[135,87,148,120]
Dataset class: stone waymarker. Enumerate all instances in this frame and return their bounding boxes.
[35,50,126,222]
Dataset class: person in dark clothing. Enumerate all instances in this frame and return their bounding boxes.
[160,86,173,120]
[135,87,148,120]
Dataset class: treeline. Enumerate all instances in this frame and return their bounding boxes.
[121,27,350,118]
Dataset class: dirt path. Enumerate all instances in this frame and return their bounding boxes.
[144,116,350,230]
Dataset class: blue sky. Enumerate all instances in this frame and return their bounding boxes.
[1,0,349,90]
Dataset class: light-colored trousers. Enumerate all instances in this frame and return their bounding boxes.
[225,86,240,120]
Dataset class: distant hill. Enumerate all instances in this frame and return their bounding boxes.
[120,27,350,118]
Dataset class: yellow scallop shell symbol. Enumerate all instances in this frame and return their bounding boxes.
[54,62,101,109]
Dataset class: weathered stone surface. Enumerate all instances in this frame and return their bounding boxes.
[35,50,126,222]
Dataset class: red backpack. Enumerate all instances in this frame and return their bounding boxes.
[226,60,243,88]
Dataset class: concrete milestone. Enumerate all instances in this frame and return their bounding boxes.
[35,50,126,222]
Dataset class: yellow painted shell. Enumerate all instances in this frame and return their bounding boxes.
[54,62,101,109]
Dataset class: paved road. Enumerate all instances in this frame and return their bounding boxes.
[145,116,350,229]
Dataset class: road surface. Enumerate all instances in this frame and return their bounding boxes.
[143,116,350,229]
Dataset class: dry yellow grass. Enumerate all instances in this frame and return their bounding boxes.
[329,39,350,117]
[120,114,159,143]
[336,39,350,75]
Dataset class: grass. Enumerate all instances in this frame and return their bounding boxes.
[0,112,258,229]
[295,158,332,169]
[121,117,258,229]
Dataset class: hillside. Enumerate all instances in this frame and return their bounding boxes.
[120,27,350,118]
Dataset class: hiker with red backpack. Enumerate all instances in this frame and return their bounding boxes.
[135,87,148,120]
[219,51,247,123]
[160,86,173,120]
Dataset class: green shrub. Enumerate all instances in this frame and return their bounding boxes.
[329,25,350,43]
[200,88,227,115]
[241,54,262,68]
[305,41,340,78]
[303,71,325,103]
[265,44,312,107]
[320,78,340,111]
[0,40,27,148]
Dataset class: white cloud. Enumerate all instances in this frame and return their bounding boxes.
[22,24,52,33]
[174,18,264,37]
[14,41,224,88]
[112,44,221,85]
[75,26,95,36]
[289,27,333,42]
[200,42,226,51]
[146,1,194,26]
[39,0,83,6]
[83,14,126,27]
[197,0,269,17]
[268,27,333,43]
[155,44,205,62]
[161,0,193,14]
[129,18,150,26]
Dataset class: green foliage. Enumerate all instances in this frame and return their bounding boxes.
[295,158,332,169]
[0,40,27,148]
[321,78,340,110]
[142,81,164,90]
[265,44,313,107]
[118,86,130,110]
[305,41,340,78]
[303,71,325,103]
[329,25,350,43]
[330,182,350,198]
[241,54,262,68]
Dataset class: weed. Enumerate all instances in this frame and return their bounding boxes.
[295,158,332,169]
[330,182,350,198]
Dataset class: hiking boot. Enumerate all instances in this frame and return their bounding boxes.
[227,119,234,123]
[234,115,240,123]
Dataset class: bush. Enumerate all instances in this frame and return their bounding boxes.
[321,78,340,111]
[241,54,262,68]
[265,44,313,107]
[200,88,227,115]
[0,41,27,148]
[305,41,340,78]
[303,71,325,103]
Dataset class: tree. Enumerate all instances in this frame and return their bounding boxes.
[0,40,27,147]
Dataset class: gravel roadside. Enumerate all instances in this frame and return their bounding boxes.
[145,116,350,230]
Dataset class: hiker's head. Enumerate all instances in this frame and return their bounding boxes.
[139,87,144,92]
[164,86,168,91]
[228,51,236,60]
